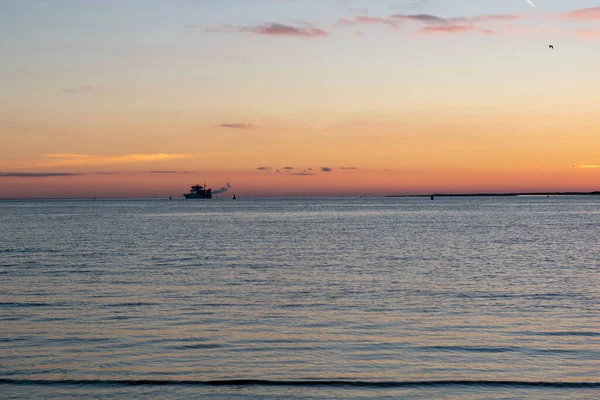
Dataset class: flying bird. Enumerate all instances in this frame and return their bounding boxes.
[526,0,536,7]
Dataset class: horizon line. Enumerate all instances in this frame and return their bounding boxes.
[1,190,600,201]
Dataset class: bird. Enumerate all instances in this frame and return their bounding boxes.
[549,45,554,49]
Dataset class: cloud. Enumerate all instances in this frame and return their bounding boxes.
[338,16,402,29]
[0,172,82,178]
[149,170,192,174]
[339,167,359,170]
[218,123,257,129]
[320,167,333,172]
[339,12,524,36]
[283,166,294,170]
[564,7,600,21]
[256,166,272,171]
[36,153,192,168]
[570,165,600,169]
[420,25,495,35]
[391,13,518,35]
[207,23,328,38]
[392,13,448,25]
[472,14,525,23]
[291,172,314,176]
[391,13,524,26]
[64,85,92,93]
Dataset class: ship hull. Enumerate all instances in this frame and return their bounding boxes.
[184,194,212,199]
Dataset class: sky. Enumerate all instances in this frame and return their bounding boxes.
[1,0,600,198]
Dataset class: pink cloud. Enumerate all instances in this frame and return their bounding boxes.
[570,164,600,169]
[207,23,328,38]
[339,12,522,36]
[472,14,525,23]
[392,13,524,25]
[565,7,600,20]
[251,23,328,37]
[392,13,449,25]
[420,25,495,35]
[338,16,402,29]
[218,124,257,129]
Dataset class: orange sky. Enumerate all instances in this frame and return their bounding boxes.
[1,1,600,198]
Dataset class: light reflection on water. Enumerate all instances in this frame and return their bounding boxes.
[1,197,599,399]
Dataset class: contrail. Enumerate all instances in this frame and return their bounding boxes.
[526,0,536,7]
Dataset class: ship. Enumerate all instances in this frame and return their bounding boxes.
[184,184,212,199]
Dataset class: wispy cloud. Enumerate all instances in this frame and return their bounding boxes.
[205,6,600,42]
[291,172,314,176]
[218,123,258,129]
[564,7,600,21]
[258,165,349,175]
[0,172,82,178]
[570,164,600,169]
[149,170,192,174]
[420,25,495,35]
[64,85,92,93]
[392,13,448,25]
[37,153,192,168]
[339,11,527,36]
[390,12,524,35]
[338,16,402,29]
[206,23,328,38]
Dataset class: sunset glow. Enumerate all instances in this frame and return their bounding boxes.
[2,0,599,198]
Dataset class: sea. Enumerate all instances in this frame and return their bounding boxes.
[1,196,599,399]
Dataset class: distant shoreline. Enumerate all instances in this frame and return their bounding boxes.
[387,191,600,198]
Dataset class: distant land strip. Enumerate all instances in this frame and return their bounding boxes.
[387,191,600,198]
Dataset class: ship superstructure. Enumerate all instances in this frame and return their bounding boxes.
[184,184,212,199]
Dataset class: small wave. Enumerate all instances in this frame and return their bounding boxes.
[1,379,599,388]
[523,331,600,337]
[45,337,114,344]
[177,343,223,349]
[0,302,60,308]
[418,345,518,353]
[105,302,159,307]
[0,247,63,254]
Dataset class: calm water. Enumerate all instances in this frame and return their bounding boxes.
[1,196,599,399]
